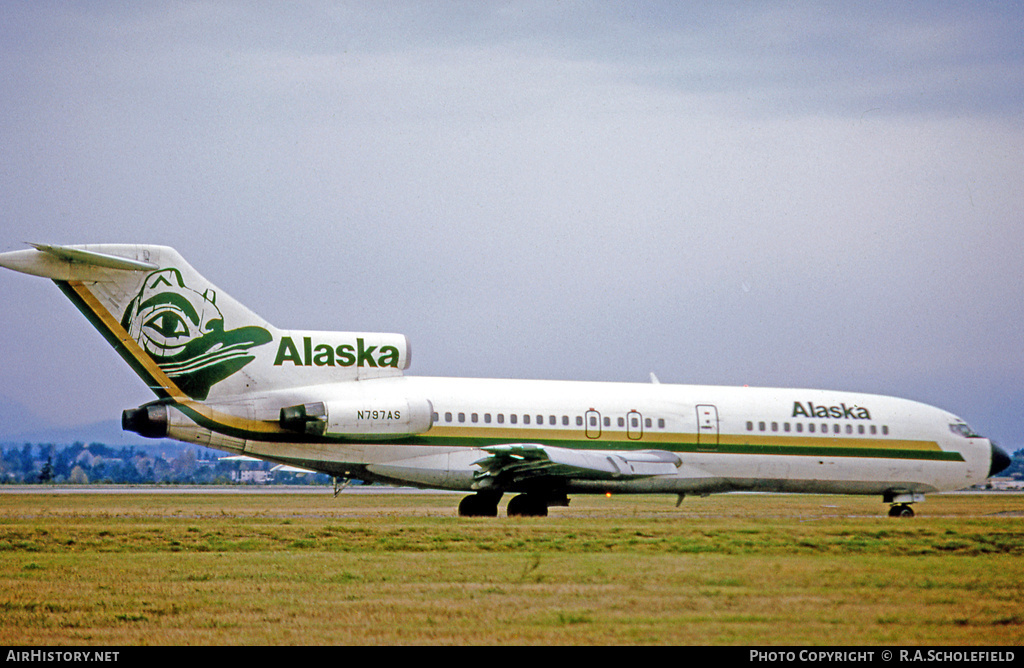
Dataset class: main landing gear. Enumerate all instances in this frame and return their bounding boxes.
[458,492,501,517]
[506,494,548,517]
[458,492,568,517]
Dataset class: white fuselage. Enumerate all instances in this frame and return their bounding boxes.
[168,376,993,497]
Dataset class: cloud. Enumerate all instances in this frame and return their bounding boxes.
[0,3,1022,446]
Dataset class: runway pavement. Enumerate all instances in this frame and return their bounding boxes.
[0,484,460,495]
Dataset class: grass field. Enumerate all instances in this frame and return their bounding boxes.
[1,489,1022,645]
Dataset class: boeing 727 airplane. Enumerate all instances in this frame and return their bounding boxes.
[0,244,1010,517]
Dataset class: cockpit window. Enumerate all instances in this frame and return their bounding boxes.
[949,422,981,438]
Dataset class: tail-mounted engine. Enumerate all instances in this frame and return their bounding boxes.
[279,396,433,439]
[122,403,169,438]
[122,401,246,451]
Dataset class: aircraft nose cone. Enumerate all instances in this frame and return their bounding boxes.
[989,441,1012,477]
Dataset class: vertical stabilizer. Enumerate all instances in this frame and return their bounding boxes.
[0,244,409,404]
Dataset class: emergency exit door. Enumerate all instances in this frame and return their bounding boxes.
[585,409,602,439]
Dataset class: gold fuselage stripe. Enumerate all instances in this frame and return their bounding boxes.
[66,281,283,435]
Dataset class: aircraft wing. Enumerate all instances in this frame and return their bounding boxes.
[472,443,681,490]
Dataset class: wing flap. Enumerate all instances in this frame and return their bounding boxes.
[472,444,681,489]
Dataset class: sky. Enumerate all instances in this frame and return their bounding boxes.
[1,2,1022,449]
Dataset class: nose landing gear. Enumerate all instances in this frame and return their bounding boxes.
[885,492,924,518]
[888,504,915,518]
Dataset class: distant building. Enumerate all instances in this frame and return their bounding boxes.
[978,477,1024,491]
[238,470,271,484]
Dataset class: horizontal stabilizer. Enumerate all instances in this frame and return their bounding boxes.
[0,243,158,279]
[30,243,158,271]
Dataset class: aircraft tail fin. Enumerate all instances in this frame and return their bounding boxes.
[0,244,410,403]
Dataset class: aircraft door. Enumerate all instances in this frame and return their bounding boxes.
[627,410,643,440]
[585,409,602,439]
[696,404,719,448]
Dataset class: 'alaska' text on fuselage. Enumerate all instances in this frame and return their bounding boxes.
[792,401,871,420]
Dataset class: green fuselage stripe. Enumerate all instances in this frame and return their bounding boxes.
[173,407,963,463]
[408,435,962,462]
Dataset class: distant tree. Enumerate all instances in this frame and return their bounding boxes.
[38,456,53,483]
[152,457,172,482]
[1002,448,1024,479]
[55,444,81,480]
[68,465,89,485]
[171,449,198,480]
[19,444,35,479]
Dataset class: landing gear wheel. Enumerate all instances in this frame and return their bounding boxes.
[459,494,499,517]
[888,504,915,518]
[507,494,548,517]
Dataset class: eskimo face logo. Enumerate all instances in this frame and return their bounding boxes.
[121,268,272,400]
